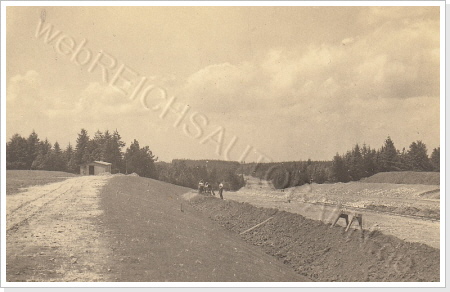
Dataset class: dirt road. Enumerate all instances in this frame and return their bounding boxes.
[7,175,113,281]
[226,177,440,249]
[226,193,440,249]
[7,174,305,282]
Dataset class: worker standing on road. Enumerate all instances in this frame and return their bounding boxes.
[198,180,204,194]
[205,182,216,196]
[205,182,210,195]
[218,182,224,200]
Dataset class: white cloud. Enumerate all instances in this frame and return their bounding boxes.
[7,71,143,127]
[7,70,42,104]
[181,10,439,111]
[175,10,440,160]
[72,82,137,118]
[6,7,440,161]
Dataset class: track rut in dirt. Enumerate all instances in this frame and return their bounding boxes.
[7,175,113,282]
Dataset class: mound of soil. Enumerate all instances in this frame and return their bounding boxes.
[420,189,440,200]
[361,171,439,185]
[365,204,440,220]
[97,177,306,282]
[187,195,440,282]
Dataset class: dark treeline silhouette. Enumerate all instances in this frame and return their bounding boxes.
[330,137,439,183]
[7,132,439,190]
[156,159,245,191]
[6,129,158,179]
[241,136,439,189]
[6,130,245,190]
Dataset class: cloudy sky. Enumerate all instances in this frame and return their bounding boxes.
[6,5,440,162]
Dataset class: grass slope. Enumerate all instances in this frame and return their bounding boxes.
[98,176,305,282]
[361,171,440,185]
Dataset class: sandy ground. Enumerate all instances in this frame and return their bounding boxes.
[7,175,113,282]
[7,173,305,282]
[6,172,439,282]
[225,177,440,249]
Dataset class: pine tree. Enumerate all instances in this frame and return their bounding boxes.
[348,144,364,181]
[75,129,90,165]
[31,139,52,170]
[89,130,105,161]
[331,153,350,182]
[51,141,66,171]
[6,134,29,169]
[124,139,158,178]
[398,147,408,170]
[64,143,78,173]
[361,144,376,177]
[26,130,40,169]
[430,147,440,172]
[406,141,431,171]
[103,129,125,173]
[378,136,400,171]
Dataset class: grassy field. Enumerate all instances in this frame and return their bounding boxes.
[6,170,78,196]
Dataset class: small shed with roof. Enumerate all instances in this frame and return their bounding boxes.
[80,161,112,175]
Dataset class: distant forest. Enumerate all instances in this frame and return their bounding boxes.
[241,137,440,189]
[156,160,245,191]
[6,131,439,190]
[5,130,245,190]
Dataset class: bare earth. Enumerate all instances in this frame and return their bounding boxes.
[7,175,113,282]
[6,171,439,282]
[6,173,304,282]
[225,177,440,249]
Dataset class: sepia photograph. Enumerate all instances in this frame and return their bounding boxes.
[1,1,444,287]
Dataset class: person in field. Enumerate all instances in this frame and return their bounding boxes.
[218,182,224,200]
[198,180,204,194]
[207,182,215,196]
[205,182,210,195]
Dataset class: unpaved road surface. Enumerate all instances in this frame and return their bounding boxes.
[7,175,113,282]
[226,193,440,249]
[7,174,305,282]
[226,177,440,249]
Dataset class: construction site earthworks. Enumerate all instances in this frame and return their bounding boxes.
[6,170,440,283]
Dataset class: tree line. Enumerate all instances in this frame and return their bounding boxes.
[331,137,439,183]
[242,136,439,189]
[6,132,439,190]
[6,130,245,190]
[156,160,245,191]
[6,129,158,178]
